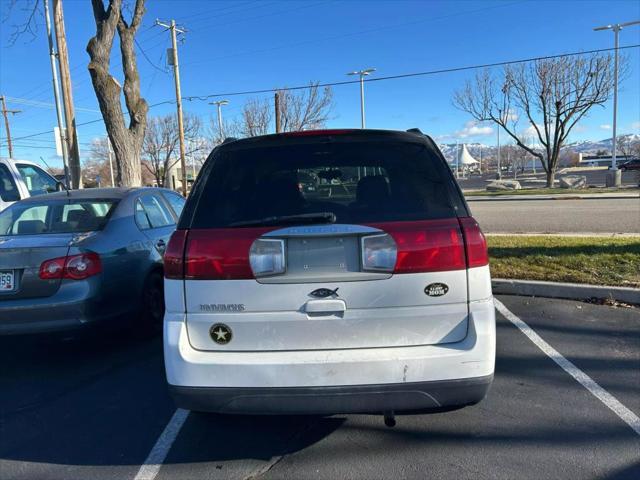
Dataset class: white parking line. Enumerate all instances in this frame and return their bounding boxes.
[495,298,640,436]
[133,408,189,480]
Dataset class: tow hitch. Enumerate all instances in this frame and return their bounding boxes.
[383,411,396,428]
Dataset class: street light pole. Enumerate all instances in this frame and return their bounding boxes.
[210,100,229,139]
[594,20,640,187]
[496,124,501,180]
[347,68,375,128]
[43,0,70,187]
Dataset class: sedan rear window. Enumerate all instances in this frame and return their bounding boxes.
[189,140,460,228]
[0,199,117,236]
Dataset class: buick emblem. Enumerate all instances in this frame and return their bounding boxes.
[210,323,233,345]
[309,287,339,298]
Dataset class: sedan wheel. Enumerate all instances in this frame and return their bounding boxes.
[141,272,165,333]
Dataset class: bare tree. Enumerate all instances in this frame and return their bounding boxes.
[87,0,147,187]
[240,98,272,137]
[276,83,333,132]
[208,115,241,146]
[454,54,619,187]
[142,114,203,188]
[3,0,42,45]
[617,135,633,160]
[237,83,334,138]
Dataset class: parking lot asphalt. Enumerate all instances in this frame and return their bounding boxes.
[470,198,640,234]
[1,296,638,480]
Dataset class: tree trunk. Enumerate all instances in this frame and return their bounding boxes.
[87,0,147,187]
[546,170,555,188]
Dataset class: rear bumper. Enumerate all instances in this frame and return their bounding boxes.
[164,297,496,413]
[0,280,128,335]
[169,375,493,414]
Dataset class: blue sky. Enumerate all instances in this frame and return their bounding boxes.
[1,0,639,168]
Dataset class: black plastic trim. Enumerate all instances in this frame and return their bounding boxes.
[169,374,493,415]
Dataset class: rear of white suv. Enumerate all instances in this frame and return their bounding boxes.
[163,129,495,415]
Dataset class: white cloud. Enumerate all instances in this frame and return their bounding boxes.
[521,124,543,138]
[435,121,494,141]
[455,120,493,139]
[599,124,612,130]
[631,121,640,131]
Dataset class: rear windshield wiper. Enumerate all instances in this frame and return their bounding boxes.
[229,212,336,227]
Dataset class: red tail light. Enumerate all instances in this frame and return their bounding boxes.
[164,230,188,280]
[183,228,272,280]
[371,219,467,273]
[39,253,102,280]
[458,217,489,268]
[39,257,66,279]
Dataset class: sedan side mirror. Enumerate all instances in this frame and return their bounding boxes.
[55,181,66,192]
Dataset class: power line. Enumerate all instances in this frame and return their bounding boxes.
[181,0,523,68]
[184,44,640,101]
[135,37,169,73]
[9,44,640,142]
[186,1,321,32]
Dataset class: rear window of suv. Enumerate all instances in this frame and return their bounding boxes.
[189,139,462,228]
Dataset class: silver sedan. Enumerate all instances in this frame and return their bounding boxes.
[0,187,185,335]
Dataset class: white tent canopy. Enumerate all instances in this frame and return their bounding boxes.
[458,144,479,165]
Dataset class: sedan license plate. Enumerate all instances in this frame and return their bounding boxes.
[0,270,15,291]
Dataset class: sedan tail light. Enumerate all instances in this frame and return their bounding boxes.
[39,253,102,280]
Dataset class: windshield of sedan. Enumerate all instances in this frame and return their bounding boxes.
[0,199,117,236]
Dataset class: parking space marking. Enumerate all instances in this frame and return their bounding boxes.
[134,408,189,480]
[495,299,640,436]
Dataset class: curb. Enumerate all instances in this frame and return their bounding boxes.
[466,194,639,202]
[492,278,640,305]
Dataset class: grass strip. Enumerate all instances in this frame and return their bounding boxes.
[487,235,640,288]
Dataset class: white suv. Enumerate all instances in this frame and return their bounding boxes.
[0,158,62,213]
[163,129,495,418]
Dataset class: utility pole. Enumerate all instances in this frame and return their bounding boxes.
[156,19,188,196]
[274,93,281,133]
[594,20,640,187]
[44,0,70,187]
[209,100,229,139]
[0,96,20,159]
[52,0,81,189]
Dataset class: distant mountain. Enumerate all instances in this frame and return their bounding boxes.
[564,134,640,154]
[439,134,639,161]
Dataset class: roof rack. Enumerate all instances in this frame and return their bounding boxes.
[222,137,238,144]
[406,128,425,135]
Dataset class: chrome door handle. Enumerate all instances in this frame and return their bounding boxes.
[304,299,346,314]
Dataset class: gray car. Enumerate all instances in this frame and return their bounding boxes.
[0,187,185,335]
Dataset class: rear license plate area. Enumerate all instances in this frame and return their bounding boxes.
[0,270,15,291]
[287,236,360,276]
